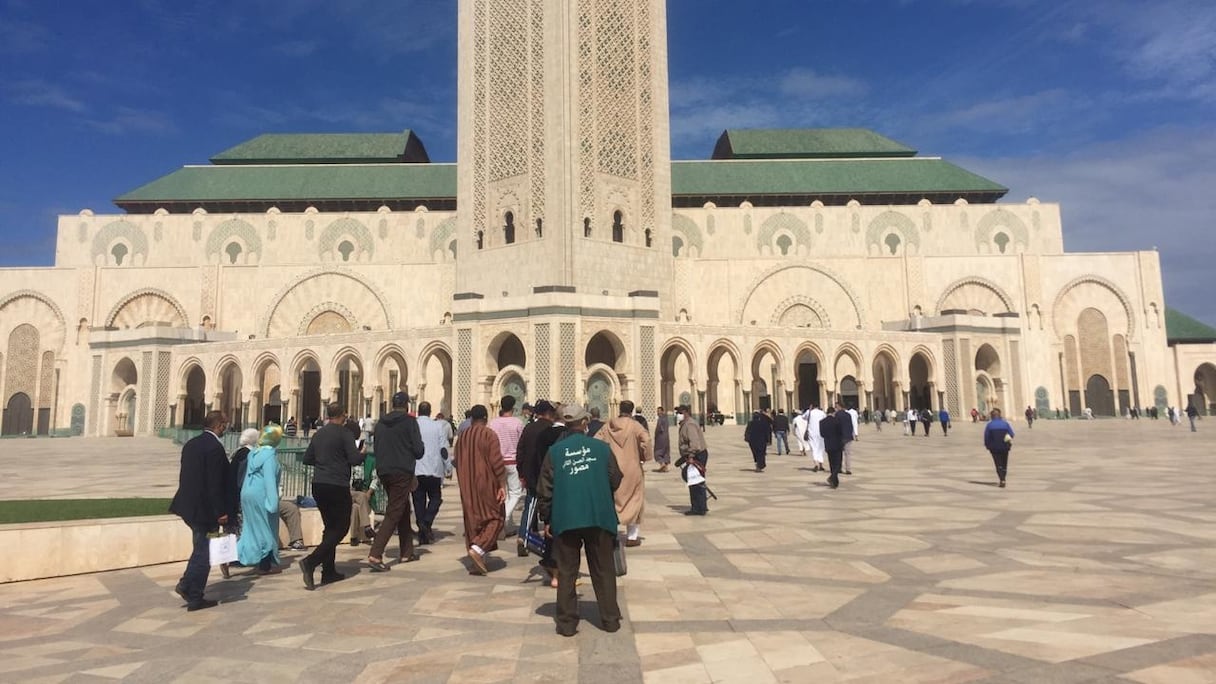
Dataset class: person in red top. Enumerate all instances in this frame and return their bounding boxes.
[488,395,526,532]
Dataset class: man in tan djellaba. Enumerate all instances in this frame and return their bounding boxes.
[596,400,653,547]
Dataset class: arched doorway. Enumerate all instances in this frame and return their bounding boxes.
[1086,374,1115,416]
[660,342,694,413]
[420,345,453,416]
[975,344,1001,414]
[253,356,282,426]
[872,350,898,413]
[217,362,243,428]
[112,357,138,435]
[499,371,527,413]
[1194,363,1216,415]
[1,392,33,436]
[294,355,323,429]
[751,343,782,412]
[706,343,739,422]
[794,346,823,411]
[838,376,859,410]
[183,365,206,428]
[586,370,614,419]
[375,346,408,417]
[335,351,365,418]
[585,331,624,371]
[909,352,933,410]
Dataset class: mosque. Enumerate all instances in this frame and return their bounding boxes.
[1,0,1214,437]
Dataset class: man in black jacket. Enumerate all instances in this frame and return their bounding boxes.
[300,403,363,589]
[367,392,424,572]
[515,400,563,582]
[169,411,230,611]
[821,407,845,489]
[772,409,790,456]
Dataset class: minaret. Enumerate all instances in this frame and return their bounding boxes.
[455,0,672,296]
[452,0,672,415]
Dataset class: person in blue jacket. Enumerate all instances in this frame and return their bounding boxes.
[982,408,1015,488]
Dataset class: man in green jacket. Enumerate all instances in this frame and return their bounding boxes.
[538,405,624,636]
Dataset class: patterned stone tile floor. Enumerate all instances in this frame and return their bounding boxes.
[0,419,1214,683]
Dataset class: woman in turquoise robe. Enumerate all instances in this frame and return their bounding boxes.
[237,424,283,574]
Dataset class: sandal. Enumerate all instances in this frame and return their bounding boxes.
[367,559,391,572]
[397,553,420,563]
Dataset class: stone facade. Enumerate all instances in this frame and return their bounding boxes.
[0,0,1203,436]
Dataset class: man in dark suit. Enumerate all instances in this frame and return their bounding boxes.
[169,411,230,611]
[820,407,844,489]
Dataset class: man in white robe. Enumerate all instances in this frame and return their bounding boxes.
[791,410,810,457]
[808,404,827,472]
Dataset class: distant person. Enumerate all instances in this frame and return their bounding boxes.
[168,411,230,611]
[366,392,424,572]
[938,408,951,436]
[919,408,932,437]
[586,407,604,437]
[772,409,789,455]
[983,408,1015,488]
[455,405,507,575]
[596,400,652,547]
[632,407,649,432]
[836,402,857,475]
[285,417,297,438]
[807,403,827,471]
[675,405,709,515]
[236,424,285,576]
[1025,406,1035,429]
[820,407,844,489]
[745,410,771,472]
[1186,403,1200,432]
[299,403,363,590]
[488,395,526,534]
[792,408,810,458]
[653,406,671,472]
[414,401,449,545]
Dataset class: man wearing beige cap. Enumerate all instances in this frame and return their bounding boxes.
[538,404,624,636]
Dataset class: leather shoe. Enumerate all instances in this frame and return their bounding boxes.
[602,620,621,633]
[186,599,218,612]
[556,626,577,637]
[174,583,189,602]
[320,571,346,585]
[300,559,316,591]
[624,539,641,548]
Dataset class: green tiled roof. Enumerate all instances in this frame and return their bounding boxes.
[670,158,1006,198]
[115,158,1006,208]
[116,164,456,205]
[1165,307,1216,343]
[713,128,917,160]
[210,131,429,165]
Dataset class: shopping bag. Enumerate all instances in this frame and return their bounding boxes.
[612,534,627,577]
[208,533,238,566]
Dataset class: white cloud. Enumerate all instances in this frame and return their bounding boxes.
[85,107,175,135]
[778,68,868,99]
[957,125,1216,325]
[4,79,86,112]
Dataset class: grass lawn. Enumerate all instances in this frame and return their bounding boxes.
[0,499,173,524]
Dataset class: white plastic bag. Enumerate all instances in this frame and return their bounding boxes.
[209,533,238,566]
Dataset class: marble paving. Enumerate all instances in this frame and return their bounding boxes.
[0,418,1214,682]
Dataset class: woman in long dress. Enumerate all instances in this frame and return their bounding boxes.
[237,424,284,575]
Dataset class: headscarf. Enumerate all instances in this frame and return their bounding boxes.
[239,428,260,448]
[259,423,284,447]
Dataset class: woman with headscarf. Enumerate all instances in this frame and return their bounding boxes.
[237,424,285,575]
[220,428,261,579]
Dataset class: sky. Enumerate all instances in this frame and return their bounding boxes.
[1,0,1214,324]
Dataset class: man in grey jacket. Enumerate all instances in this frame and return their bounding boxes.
[367,392,424,571]
[300,403,363,590]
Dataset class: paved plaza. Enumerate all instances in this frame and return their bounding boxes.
[0,419,1214,683]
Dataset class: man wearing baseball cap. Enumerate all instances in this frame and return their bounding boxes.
[538,405,623,635]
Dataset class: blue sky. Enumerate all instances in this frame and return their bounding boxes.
[1,0,1214,324]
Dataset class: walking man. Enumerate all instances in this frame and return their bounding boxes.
[455,405,507,575]
[1186,403,1200,432]
[1025,406,1035,429]
[939,407,951,436]
[488,396,526,533]
[653,406,671,472]
[773,409,789,455]
[169,410,230,611]
[538,405,623,636]
[676,405,709,515]
[596,400,652,547]
[836,401,857,475]
[983,407,1015,488]
[808,403,827,472]
[745,410,771,472]
[366,392,424,571]
[792,408,810,457]
[414,401,448,545]
[821,407,844,489]
[300,403,363,590]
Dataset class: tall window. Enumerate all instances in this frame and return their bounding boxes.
[612,211,624,243]
[504,212,516,245]
[583,217,592,238]
[535,218,543,238]
[476,230,485,250]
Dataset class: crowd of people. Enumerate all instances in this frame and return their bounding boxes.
[167,395,712,636]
